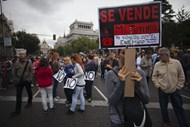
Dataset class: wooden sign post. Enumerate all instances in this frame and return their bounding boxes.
[124,48,136,97]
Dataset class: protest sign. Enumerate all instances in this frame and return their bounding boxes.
[124,48,136,97]
[84,71,95,81]
[99,1,161,48]
[53,69,66,83]
[63,78,78,89]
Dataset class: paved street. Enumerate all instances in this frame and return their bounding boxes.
[0,74,190,127]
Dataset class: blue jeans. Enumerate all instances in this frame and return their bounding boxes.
[158,88,189,127]
[70,86,85,111]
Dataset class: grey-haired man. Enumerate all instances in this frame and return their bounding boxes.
[10,50,33,116]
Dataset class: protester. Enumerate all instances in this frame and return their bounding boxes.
[49,51,60,102]
[32,56,40,87]
[152,49,159,68]
[105,49,150,127]
[181,49,190,89]
[35,57,54,113]
[152,47,189,127]
[100,57,106,78]
[105,52,119,72]
[63,56,75,107]
[10,49,33,116]
[140,50,153,85]
[93,53,99,77]
[67,54,86,114]
[136,50,145,69]
[0,57,12,90]
[84,53,96,102]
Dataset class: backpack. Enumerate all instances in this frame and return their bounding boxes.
[112,69,152,127]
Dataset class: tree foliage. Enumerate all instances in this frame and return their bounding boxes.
[177,19,190,47]
[56,46,65,56]
[176,6,190,23]
[160,0,190,47]
[162,18,190,47]
[13,31,40,54]
[56,37,98,56]
[162,22,178,47]
[161,0,175,23]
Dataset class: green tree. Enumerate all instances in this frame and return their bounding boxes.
[72,37,98,52]
[177,19,190,47]
[161,0,175,23]
[154,0,176,46]
[63,44,73,55]
[176,6,190,23]
[162,22,178,47]
[175,6,190,47]
[56,46,65,56]
[13,31,40,54]
[61,37,98,56]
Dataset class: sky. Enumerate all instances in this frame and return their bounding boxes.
[3,0,190,47]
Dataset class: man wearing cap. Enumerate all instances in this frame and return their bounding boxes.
[10,50,33,116]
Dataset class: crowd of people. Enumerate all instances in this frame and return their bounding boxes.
[0,47,189,127]
[2,49,98,117]
[103,47,189,127]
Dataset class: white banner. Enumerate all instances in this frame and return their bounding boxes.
[63,78,78,89]
[84,71,95,81]
[114,33,159,46]
[53,69,66,83]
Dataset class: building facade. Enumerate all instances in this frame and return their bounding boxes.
[54,35,67,49]
[40,39,51,55]
[54,20,99,49]
[0,14,14,58]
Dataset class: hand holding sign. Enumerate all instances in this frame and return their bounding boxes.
[53,70,66,83]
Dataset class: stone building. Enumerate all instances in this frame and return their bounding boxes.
[54,20,99,49]
[40,39,51,55]
[0,14,14,58]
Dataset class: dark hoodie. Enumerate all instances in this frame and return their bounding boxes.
[105,66,150,124]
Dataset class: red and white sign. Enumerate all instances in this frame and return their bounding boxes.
[98,1,162,48]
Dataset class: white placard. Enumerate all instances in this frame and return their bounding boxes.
[63,78,78,89]
[53,69,66,83]
[114,33,159,46]
[84,71,95,81]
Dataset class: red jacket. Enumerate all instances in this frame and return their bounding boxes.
[35,66,53,88]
